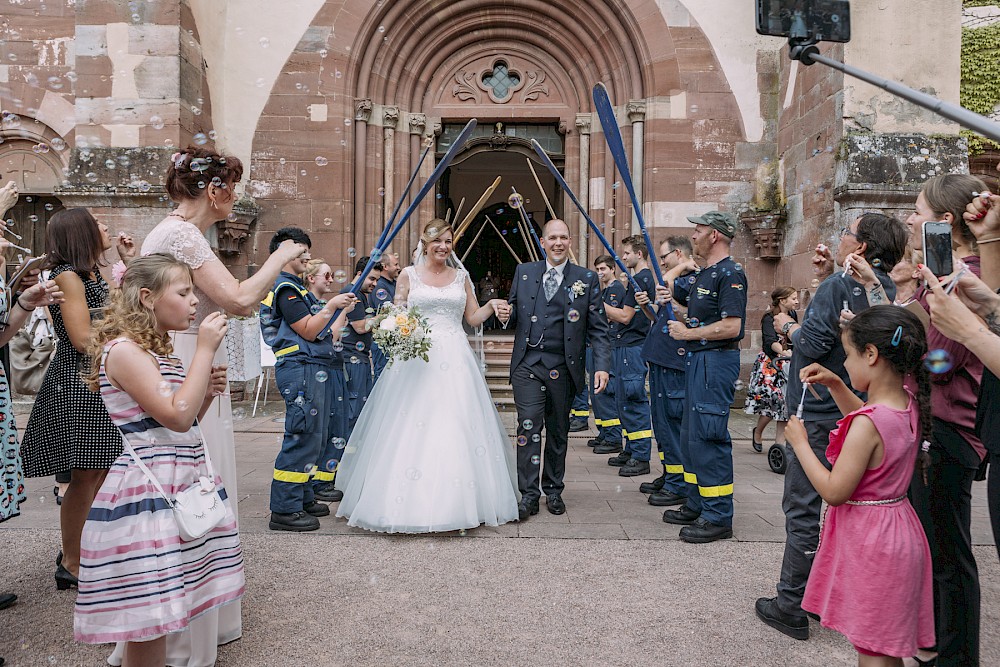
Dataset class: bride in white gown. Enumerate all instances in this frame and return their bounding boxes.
[335,220,520,532]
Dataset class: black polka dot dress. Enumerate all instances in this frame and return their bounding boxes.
[20,265,121,476]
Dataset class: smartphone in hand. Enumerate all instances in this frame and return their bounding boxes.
[922,221,954,277]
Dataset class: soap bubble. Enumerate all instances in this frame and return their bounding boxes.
[323,217,333,226]
[347,247,357,257]
[157,381,174,396]
[259,37,270,48]
[924,349,953,374]
[607,208,616,218]
[193,132,207,145]
[374,288,388,301]
[315,156,328,166]
[516,435,527,446]
[507,192,523,209]
[677,347,686,355]
[334,270,347,283]
[355,341,365,351]
[549,369,560,380]
[530,455,541,465]
[734,379,745,391]
[333,437,346,449]
[310,303,323,315]
[315,371,329,383]
[405,467,422,481]
[811,278,820,288]
[522,419,534,430]
[567,309,580,322]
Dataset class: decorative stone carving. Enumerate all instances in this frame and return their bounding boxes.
[408,113,426,135]
[740,210,785,261]
[488,122,510,150]
[626,100,646,123]
[558,120,568,135]
[383,106,399,129]
[452,72,481,103]
[575,114,592,135]
[476,58,525,104]
[520,70,549,103]
[355,98,373,123]
[216,196,260,256]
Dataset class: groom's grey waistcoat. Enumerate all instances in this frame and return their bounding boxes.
[523,276,566,369]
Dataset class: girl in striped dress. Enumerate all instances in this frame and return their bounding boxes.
[75,253,244,666]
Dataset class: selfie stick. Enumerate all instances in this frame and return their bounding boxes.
[789,38,1000,143]
[530,139,657,322]
[320,119,478,337]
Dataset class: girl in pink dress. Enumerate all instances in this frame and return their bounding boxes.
[785,305,934,665]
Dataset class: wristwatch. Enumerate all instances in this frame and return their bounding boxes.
[781,321,795,335]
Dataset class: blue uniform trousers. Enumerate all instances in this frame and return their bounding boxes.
[345,354,373,439]
[613,345,652,461]
[313,367,348,491]
[648,362,687,496]
[270,359,332,513]
[591,346,621,445]
[679,349,739,527]
[570,384,590,422]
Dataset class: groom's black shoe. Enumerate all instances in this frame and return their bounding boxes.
[607,452,630,467]
[592,442,622,454]
[618,459,650,476]
[518,499,540,521]
[662,505,700,525]
[546,494,566,515]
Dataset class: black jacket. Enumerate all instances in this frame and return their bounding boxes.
[505,261,611,394]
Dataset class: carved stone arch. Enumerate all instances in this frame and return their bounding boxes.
[0,114,71,194]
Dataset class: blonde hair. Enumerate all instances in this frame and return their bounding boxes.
[85,253,192,391]
[420,219,452,245]
[302,258,328,281]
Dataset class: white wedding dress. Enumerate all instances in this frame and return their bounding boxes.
[335,266,520,533]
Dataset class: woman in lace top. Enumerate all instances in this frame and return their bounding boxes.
[129,146,306,667]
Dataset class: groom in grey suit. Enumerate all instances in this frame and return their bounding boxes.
[496,219,611,520]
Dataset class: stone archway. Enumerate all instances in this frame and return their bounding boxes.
[343,0,671,262]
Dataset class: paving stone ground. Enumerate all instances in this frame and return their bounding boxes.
[3,403,997,666]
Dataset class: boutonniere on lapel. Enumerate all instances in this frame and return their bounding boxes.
[570,280,586,299]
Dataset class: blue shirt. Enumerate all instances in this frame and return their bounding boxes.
[603,281,625,341]
[371,276,396,314]
[671,257,747,352]
[641,271,695,371]
[616,267,655,348]
[340,285,372,360]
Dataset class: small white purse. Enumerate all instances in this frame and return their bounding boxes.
[122,433,227,541]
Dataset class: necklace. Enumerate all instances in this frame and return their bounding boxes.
[167,211,188,221]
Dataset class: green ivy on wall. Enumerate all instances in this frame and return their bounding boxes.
[962,2,1000,154]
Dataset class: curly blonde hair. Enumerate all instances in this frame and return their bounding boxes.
[85,253,192,391]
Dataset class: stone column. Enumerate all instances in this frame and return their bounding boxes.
[353,98,373,241]
[382,106,399,233]
[405,113,426,258]
[575,113,591,265]
[627,100,646,235]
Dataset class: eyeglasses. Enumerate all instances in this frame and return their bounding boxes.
[659,251,675,260]
[839,227,858,239]
[321,272,333,280]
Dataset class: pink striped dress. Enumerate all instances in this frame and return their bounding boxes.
[74,338,245,644]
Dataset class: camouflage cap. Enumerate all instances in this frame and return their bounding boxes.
[685,210,737,238]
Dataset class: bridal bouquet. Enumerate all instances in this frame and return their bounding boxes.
[367,302,432,365]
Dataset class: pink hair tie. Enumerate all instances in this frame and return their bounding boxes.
[170,152,181,161]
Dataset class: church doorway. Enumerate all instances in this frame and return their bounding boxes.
[436,122,564,315]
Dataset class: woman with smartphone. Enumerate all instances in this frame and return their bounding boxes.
[904,173,986,667]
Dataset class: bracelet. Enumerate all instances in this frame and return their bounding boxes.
[14,298,30,313]
[978,236,1000,245]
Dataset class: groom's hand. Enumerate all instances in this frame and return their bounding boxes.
[592,371,609,394]
[494,300,512,323]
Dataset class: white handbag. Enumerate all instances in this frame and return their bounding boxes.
[121,433,227,541]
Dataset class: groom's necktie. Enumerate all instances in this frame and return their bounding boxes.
[544,268,558,302]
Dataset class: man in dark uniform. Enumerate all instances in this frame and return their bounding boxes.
[601,235,657,477]
[340,257,381,438]
[635,236,696,504]
[662,211,747,543]
[591,255,625,454]
[370,250,399,382]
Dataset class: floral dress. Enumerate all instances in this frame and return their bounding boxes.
[0,280,26,522]
[744,311,795,420]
